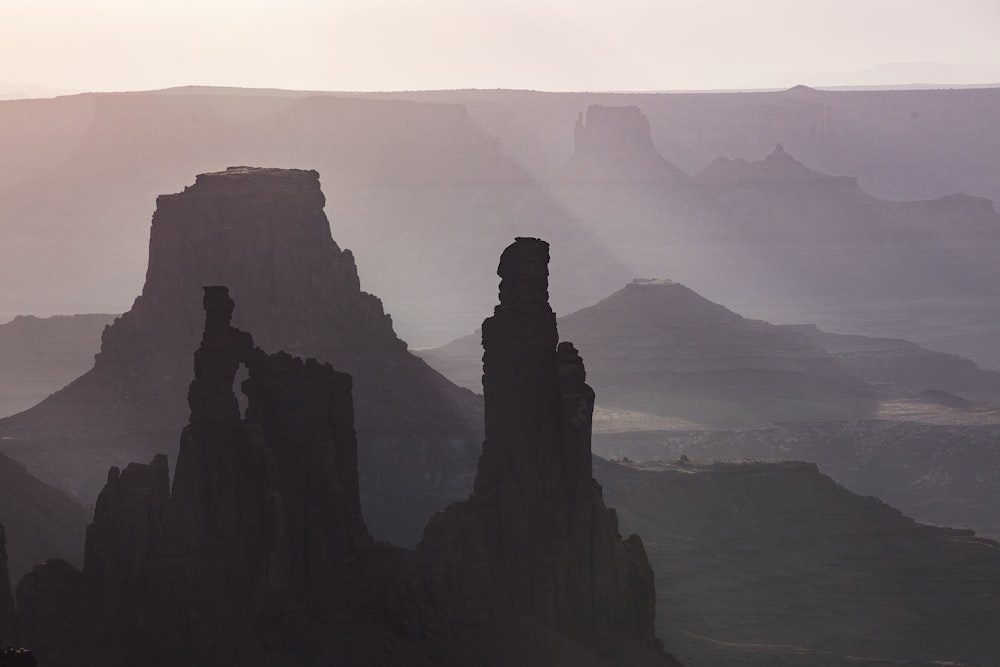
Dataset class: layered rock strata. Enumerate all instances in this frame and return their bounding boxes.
[418,238,658,645]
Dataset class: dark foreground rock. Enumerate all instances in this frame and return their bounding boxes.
[416,238,658,643]
[0,525,13,642]
[12,261,678,665]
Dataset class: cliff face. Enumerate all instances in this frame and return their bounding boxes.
[0,167,482,546]
[419,238,658,646]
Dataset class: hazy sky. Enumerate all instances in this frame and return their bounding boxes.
[3,0,1000,92]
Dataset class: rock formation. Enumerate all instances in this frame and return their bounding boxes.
[13,276,676,666]
[418,238,659,648]
[692,143,850,189]
[0,525,13,642]
[16,286,373,664]
[0,167,482,547]
[566,105,689,184]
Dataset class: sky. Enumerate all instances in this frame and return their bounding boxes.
[2,0,1000,92]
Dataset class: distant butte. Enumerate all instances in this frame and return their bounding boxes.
[566,105,689,183]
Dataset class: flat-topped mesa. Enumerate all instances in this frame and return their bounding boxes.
[574,105,658,158]
[423,237,658,648]
[108,167,380,360]
[568,105,688,183]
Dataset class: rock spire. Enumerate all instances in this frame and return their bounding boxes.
[420,237,659,645]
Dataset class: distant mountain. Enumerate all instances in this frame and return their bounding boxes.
[549,125,1000,369]
[693,142,834,187]
[597,456,1000,666]
[421,279,1000,428]
[0,313,115,417]
[371,86,1000,204]
[0,80,75,100]
[775,61,1000,89]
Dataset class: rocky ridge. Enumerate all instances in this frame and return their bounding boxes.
[594,420,1000,539]
[597,457,1000,666]
[693,143,854,189]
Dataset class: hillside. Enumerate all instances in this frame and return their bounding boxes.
[421,279,1000,428]
[0,452,88,583]
[595,421,1000,539]
[596,456,1000,666]
[0,313,115,418]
